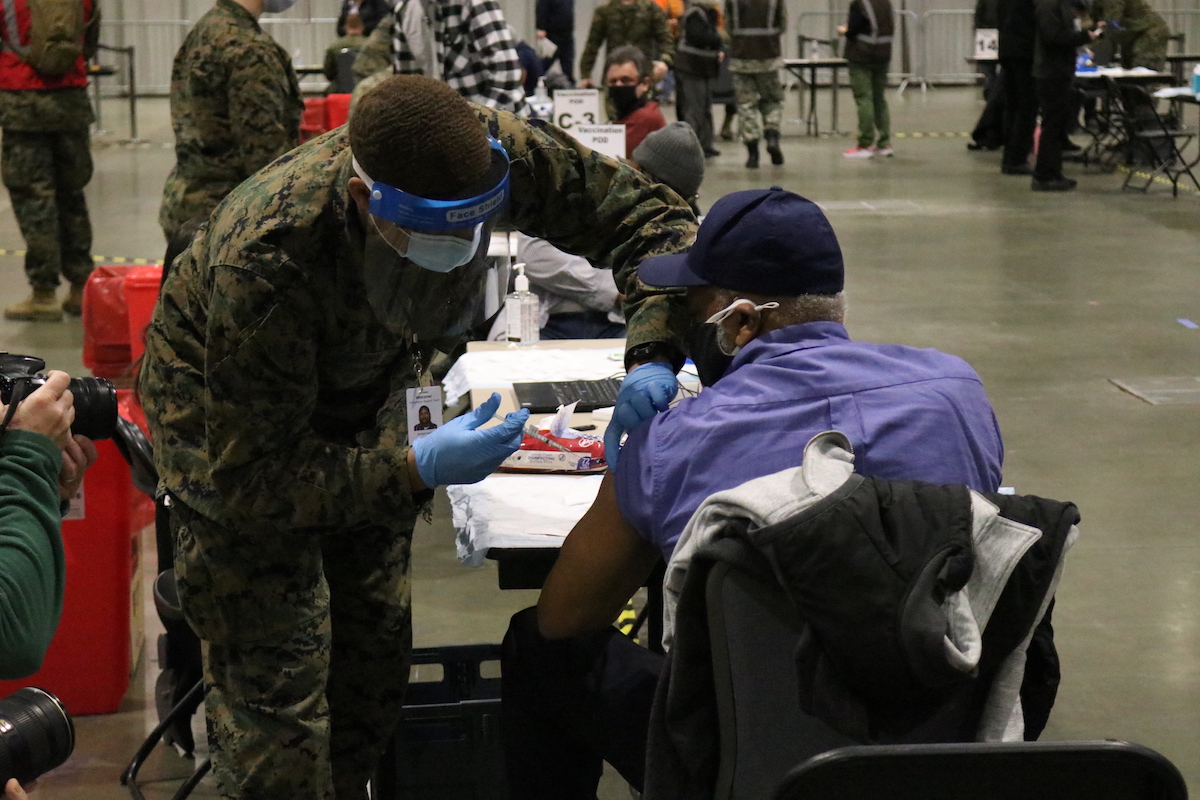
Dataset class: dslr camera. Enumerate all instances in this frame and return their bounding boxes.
[0,688,74,785]
[0,353,117,441]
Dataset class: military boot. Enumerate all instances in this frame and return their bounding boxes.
[765,130,785,165]
[4,288,62,322]
[745,140,760,169]
[62,283,86,317]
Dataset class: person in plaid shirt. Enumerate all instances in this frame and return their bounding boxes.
[390,0,529,114]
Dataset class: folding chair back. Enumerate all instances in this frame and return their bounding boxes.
[1107,77,1199,196]
[772,740,1189,800]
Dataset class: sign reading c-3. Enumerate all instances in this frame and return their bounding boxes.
[552,89,602,130]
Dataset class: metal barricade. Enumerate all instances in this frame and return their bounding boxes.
[920,9,977,84]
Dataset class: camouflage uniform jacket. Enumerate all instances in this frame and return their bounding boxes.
[352,14,394,78]
[139,108,696,532]
[0,0,100,131]
[580,0,675,80]
[1094,0,1165,33]
[159,0,303,237]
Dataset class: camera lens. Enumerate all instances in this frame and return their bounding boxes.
[67,377,118,441]
[0,688,75,785]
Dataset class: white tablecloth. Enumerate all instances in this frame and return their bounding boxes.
[443,347,625,406]
[448,474,604,565]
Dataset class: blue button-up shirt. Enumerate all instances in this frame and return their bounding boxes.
[614,322,1004,562]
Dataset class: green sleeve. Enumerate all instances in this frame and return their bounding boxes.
[0,431,65,680]
[323,46,340,82]
[580,7,609,81]
[486,108,697,359]
[201,263,422,531]
[652,5,675,66]
[353,18,395,78]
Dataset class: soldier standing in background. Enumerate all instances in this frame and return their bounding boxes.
[1093,0,1169,71]
[158,0,303,243]
[0,0,100,321]
[839,0,895,158]
[579,0,675,88]
[726,0,785,167]
[141,75,696,800]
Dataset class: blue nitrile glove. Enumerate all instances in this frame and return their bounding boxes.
[604,362,679,472]
[411,392,529,487]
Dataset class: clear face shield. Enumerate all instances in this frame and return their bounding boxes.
[353,138,512,349]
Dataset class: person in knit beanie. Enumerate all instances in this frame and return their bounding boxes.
[632,120,706,209]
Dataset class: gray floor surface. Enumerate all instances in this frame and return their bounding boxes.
[1,87,1198,798]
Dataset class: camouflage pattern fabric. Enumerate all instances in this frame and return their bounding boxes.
[0,85,93,131]
[0,128,93,290]
[159,0,303,242]
[171,503,411,800]
[348,70,389,117]
[139,107,695,799]
[733,69,782,141]
[352,14,394,78]
[580,0,675,81]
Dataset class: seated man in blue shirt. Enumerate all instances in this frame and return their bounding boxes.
[500,187,1004,799]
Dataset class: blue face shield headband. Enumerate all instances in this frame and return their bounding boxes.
[352,137,511,232]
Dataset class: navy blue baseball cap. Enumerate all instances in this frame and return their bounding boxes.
[638,187,844,295]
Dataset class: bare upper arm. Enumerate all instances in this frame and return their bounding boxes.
[537,472,662,640]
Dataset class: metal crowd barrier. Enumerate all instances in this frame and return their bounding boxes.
[794,8,922,92]
[920,9,977,85]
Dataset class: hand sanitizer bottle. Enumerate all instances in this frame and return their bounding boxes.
[506,263,540,345]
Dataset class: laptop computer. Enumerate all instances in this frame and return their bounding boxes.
[512,378,622,413]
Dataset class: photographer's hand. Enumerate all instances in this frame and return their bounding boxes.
[5,778,31,799]
[3,371,74,450]
[58,434,98,501]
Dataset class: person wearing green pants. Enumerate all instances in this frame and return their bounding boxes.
[839,0,894,158]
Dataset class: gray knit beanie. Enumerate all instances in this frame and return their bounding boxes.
[632,122,706,201]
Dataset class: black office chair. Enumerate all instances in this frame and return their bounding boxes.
[111,416,209,800]
[1107,78,1199,196]
[708,558,857,800]
[772,740,1188,800]
[333,46,361,94]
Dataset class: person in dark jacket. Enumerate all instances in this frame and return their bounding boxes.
[997,0,1038,174]
[1031,0,1100,190]
[337,0,390,36]
[839,0,895,158]
[674,0,724,156]
[537,0,576,82]
[499,188,1006,800]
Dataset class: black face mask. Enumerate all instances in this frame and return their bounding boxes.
[684,322,736,387]
[608,85,646,120]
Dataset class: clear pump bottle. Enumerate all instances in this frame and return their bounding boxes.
[506,263,540,345]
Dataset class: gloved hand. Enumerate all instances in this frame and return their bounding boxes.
[604,362,679,472]
[411,393,529,487]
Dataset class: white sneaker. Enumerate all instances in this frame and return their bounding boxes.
[873,145,894,157]
[843,146,874,159]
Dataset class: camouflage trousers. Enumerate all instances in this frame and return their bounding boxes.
[734,71,783,142]
[171,502,414,800]
[1,128,94,290]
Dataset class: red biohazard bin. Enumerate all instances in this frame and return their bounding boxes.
[124,265,163,364]
[326,93,352,130]
[301,96,328,142]
[0,391,155,714]
[82,265,137,379]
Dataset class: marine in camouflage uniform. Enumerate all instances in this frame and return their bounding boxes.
[726,0,785,166]
[1094,0,1169,71]
[139,95,695,799]
[0,0,100,318]
[159,0,303,242]
[580,0,675,85]
[351,12,393,79]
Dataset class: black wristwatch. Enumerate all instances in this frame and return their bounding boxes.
[624,341,685,373]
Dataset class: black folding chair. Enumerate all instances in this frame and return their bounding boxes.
[773,740,1189,800]
[1107,77,1199,196]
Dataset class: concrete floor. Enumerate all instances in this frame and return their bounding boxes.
[2,87,1198,798]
